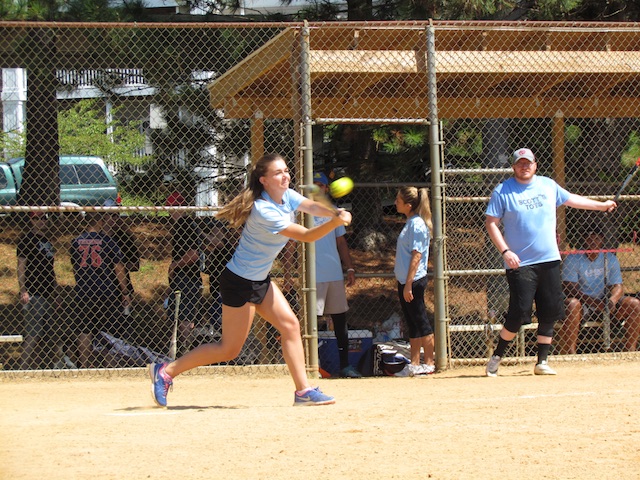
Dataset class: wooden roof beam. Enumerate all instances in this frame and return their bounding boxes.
[219,95,640,120]
[592,73,637,96]
[534,73,576,95]
[208,27,296,108]
[307,50,640,75]
[332,72,388,99]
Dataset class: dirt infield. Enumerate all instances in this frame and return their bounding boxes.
[1,360,639,480]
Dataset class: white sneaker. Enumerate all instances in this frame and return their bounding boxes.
[408,364,426,376]
[421,364,436,375]
[534,361,557,375]
[485,355,501,377]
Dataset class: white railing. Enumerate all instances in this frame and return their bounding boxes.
[57,69,146,88]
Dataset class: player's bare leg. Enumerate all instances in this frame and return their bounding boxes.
[256,282,308,391]
[257,282,334,405]
[165,303,254,378]
[421,334,435,366]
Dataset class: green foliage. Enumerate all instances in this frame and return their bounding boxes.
[0,0,27,19]
[58,99,147,166]
[0,99,146,166]
[60,0,126,22]
[0,0,133,21]
[446,124,483,158]
[0,130,26,159]
[275,0,640,22]
[439,0,507,20]
[534,0,582,19]
[372,126,427,154]
[372,127,390,145]
[565,124,581,144]
[118,191,156,208]
[622,131,640,167]
[295,0,344,20]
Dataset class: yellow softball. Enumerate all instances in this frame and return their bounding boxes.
[329,177,354,198]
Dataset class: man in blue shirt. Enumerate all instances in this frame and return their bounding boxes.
[559,229,640,354]
[485,148,616,376]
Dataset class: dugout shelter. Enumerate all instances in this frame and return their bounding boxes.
[207,21,640,368]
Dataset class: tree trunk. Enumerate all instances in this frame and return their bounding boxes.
[19,28,60,207]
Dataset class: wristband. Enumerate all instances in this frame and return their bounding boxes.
[347,268,355,273]
[501,248,510,255]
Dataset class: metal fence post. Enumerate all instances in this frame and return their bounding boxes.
[427,22,448,370]
[300,21,320,378]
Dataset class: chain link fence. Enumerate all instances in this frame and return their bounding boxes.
[1,22,639,376]
[436,25,640,364]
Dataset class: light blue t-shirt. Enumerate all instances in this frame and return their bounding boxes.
[562,253,622,299]
[227,189,305,281]
[486,175,571,268]
[313,215,346,283]
[394,215,430,284]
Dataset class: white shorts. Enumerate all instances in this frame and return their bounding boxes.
[316,280,349,316]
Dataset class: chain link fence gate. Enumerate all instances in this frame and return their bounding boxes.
[1,21,640,377]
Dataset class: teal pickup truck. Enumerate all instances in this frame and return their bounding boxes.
[0,156,118,207]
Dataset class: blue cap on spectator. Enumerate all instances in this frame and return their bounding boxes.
[313,172,329,186]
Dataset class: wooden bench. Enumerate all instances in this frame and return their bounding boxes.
[0,335,23,369]
[0,335,23,343]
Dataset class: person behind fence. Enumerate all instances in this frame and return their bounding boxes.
[148,153,351,407]
[312,172,360,378]
[559,228,640,354]
[393,185,435,376]
[70,212,130,368]
[165,191,205,354]
[201,218,238,336]
[485,148,617,377]
[102,199,141,301]
[17,211,58,369]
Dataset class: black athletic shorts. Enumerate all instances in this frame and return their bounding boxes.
[504,260,564,333]
[219,267,271,307]
[397,276,433,339]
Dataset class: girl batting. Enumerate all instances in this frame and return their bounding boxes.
[149,153,351,406]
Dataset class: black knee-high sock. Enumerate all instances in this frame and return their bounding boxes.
[537,343,551,363]
[494,337,511,358]
[332,313,349,369]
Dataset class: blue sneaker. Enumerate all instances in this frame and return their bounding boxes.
[149,363,172,407]
[293,387,335,406]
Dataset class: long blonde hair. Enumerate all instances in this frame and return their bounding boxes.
[397,186,432,232]
[216,153,284,229]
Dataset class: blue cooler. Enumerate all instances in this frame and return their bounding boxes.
[318,329,373,374]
